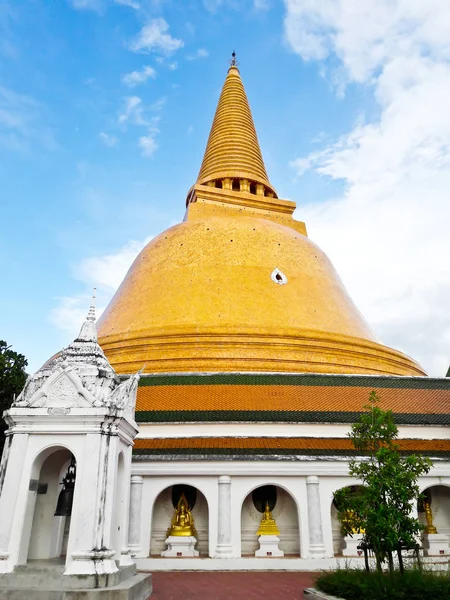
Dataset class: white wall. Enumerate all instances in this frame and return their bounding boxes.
[131,461,450,564]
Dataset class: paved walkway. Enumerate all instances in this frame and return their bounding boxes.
[149,571,318,599]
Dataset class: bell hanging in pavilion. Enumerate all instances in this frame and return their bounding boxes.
[54,456,76,517]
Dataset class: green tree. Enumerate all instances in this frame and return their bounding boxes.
[0,341,28,453]
[334,391,432,572]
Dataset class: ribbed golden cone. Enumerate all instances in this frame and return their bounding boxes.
[196,65,277,196]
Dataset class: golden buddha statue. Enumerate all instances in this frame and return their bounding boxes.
[424,501,438,534]
[257,501,280,536]
[343,510,365,535]
[167,493,197,537]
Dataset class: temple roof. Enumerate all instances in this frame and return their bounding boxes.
[133,437,450,460]
[134,372,450,424]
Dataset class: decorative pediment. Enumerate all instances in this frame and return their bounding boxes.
[20,368,95,409]
[110,370,141,417]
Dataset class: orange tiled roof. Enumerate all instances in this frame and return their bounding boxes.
[135,373,450,424]
[133,437,450,458]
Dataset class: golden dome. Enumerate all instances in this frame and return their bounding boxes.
[98,61,425,377]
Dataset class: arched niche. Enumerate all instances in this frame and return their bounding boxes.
[25,446,75,562]
[330,485,365,556]
[240,484,299,556]
[419,484,450,537]
[150,484,209,556]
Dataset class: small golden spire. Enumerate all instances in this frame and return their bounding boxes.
[195,55,277,198]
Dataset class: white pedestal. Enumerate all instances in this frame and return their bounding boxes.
[162,536,199,557]
[255,535,284,557]
[342,534,364,557]
[423,533,450,556]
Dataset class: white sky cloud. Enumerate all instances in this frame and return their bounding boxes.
[254,0,271,9]
[122,65,156,87]
[139,132,158,157]
[71,0,104,12]
[0,85,57,152]
[99,131,118,147]
[50,238,152,338]
[118,95,146,125]
[75,238,152,292]
[285,0,450,376]
[187,48,209,61]
[129,18,184,54]
[114,0,140,8]
[49,296,104,334]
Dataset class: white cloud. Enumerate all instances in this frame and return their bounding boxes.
[50,238,152,338]
[118,95,147,125]
[99,131,118,147]
[285,0,450,375]
[75,238,152,292]
[118,95,162,155]
[114,0,140,8]
[254,0,271,9]
[49,296,104,334]
[203,0,236,11]
[71,0,104,12]
[139,132,158,157]
[129,18,184,54]
[187,48,209,61]
[0,85,57,152]
[122,65,156,87]
[168,62,178,71]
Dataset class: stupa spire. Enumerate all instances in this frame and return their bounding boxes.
[77,289,97,342]
[195,54,277,198]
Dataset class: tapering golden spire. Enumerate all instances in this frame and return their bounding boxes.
[196,54,277,198]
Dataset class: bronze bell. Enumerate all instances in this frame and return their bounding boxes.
[54,457,76,517]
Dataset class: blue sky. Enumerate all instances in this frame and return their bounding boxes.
[2,0,450,376]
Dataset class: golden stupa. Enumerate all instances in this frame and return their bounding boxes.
[98,58,425,377]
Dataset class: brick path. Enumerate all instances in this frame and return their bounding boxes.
[149,571,318,600]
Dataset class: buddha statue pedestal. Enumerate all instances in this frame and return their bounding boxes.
[162,536,199,558]
[422,533,450,556]
[162,492,199,557]
[255,502,284,557]
[255,535,284,557]
[342,534,364,557]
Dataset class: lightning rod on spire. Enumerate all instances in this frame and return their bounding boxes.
[230,51,238,67]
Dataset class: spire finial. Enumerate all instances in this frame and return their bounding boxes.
[76,288,98,342]
[229,50,238,68]
[87,288,97,322]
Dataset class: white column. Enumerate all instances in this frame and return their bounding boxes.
[0,434,29,573]
[214,475,233,557]
[306,475,326,558]
[128,475,144,556]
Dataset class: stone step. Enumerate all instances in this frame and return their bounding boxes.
[0,564,137,590]
[0,572,152,600]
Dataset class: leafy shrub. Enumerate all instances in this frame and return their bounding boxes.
[315,568,450,600]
